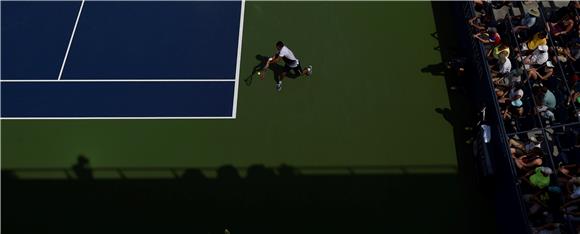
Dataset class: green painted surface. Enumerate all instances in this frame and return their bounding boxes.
[1,2,454,170]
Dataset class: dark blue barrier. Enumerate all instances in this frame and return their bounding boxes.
[460,2,531,233]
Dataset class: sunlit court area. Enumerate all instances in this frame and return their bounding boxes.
[3,1,580,233]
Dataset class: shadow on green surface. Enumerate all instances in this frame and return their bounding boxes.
[421,62,447,76]
[244,54,289,86]
[3,163,466,234]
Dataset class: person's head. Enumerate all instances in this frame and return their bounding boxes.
[276,41,284,50]
[539,166,553,176]
[496,86,508,97]
[537,45,549,53]
[537,31,547,39]
[498,56,508,65]
[530,147,544,157]
[77,154,89,165]
[511,88,524,100]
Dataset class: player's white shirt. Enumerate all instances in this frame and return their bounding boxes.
[278,46,299,68]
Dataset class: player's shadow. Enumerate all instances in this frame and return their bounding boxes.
[244,54,298,86]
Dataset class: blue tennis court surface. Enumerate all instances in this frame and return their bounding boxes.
[1,1,243,119]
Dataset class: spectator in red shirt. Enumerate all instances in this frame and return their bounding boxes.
[474,27,502,46]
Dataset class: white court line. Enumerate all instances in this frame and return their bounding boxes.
[57,0,85,80]
[1,117,236,120]
[231,0,245,119]
[1,79,236,83]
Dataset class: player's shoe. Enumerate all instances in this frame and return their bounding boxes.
[276,83,282,92]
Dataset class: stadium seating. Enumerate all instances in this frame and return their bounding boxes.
[467,1,580,232]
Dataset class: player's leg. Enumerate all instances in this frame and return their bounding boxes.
[293,64,303,76]
[292,63,312,77]
[277,64,291,91]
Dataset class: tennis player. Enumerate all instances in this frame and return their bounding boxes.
[263,41,312,91]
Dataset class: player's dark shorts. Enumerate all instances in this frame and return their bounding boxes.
[284,63,303,75]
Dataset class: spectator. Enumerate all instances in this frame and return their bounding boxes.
[492,56,512,77]
[570,0,580,11]
[510,87,524,102]
[568,177,580,199]
[533,86,557,109]
[555,45,577,63]
[509,87,525,116]
[524,45,549,66]
[560,164,579,179]
[532,223,563,234]
[511,8,541,34]
[72,154,93,180]
[522,166,553,189]
[523,191,550,216]
[568,90,580,107]
[468,13,494,31]
[494,68,523,87]
[536,104,556,122]
[496,85,510,104]
[512,147,544,171]
[491,0,510,9]
[522,31,548,52]
[528,61,555,81]
[473,0,492,13]
[510,137,542,155]
[501,108,513,123]
[474,27,502,46]
[547,14,575,37]
[561,199,580,222]
[489,43,510,60]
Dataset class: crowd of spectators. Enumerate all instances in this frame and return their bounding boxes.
[470,1,580,232]
[470,0,580,133]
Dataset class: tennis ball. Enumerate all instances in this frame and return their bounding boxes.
[257,72,261,76]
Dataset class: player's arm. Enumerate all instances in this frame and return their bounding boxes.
[264,54,282,69]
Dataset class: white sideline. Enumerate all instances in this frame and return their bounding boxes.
[0,117,236,120]
[232,0,245,119]
[1,79,235,83]
[58,0,85,80]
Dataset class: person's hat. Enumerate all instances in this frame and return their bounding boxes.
[511,99,523,107]
[540,166,553,175]
[546,61,555,68]
[538,45,549,52]
[514,89,524,97]
[528,8,541,17]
